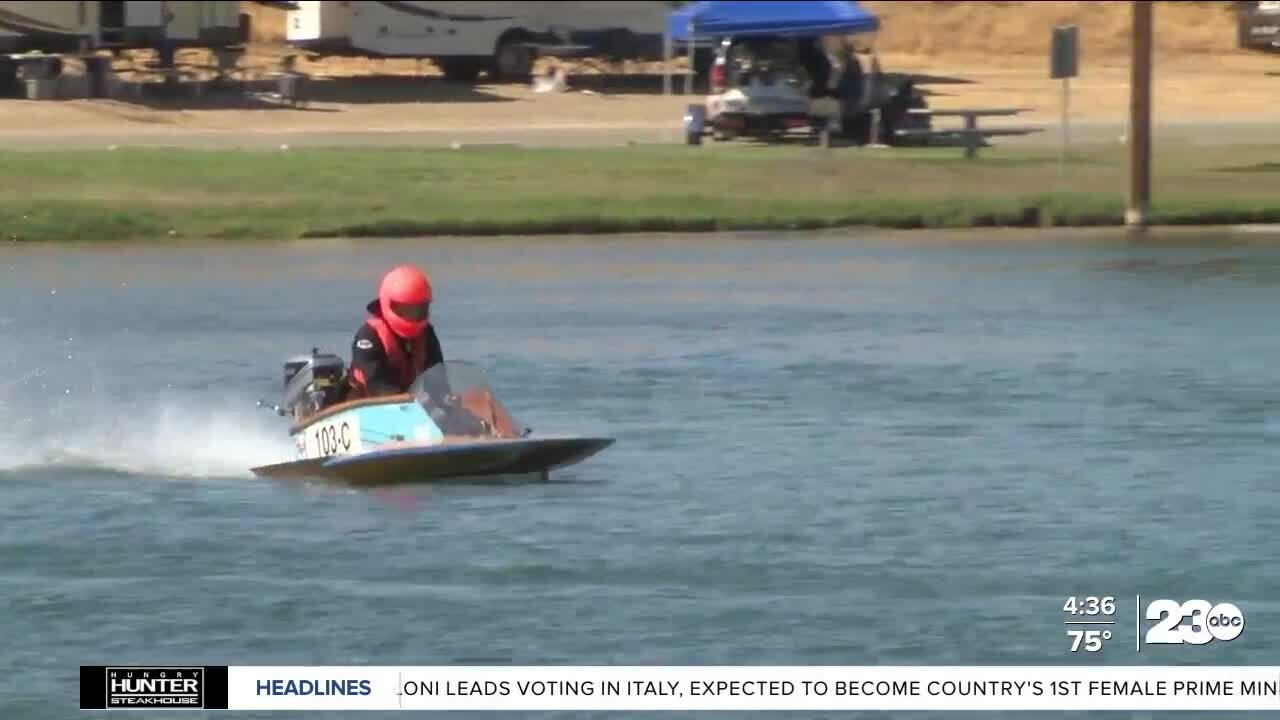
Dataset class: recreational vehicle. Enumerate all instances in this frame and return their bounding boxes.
[0,1,93,53]
[284,0,670,81]
[0,1,246,54]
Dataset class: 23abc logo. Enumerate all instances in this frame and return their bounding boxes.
[1144,599,1245,645]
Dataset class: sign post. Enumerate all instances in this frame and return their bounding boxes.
[1051,25,1079,178]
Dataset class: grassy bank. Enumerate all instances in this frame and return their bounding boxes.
[3,144,1280,242]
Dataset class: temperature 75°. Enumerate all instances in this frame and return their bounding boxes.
[1067,629,1111,652]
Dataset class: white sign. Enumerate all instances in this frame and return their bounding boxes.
[296,412,362,460]
[225,666,1280,712]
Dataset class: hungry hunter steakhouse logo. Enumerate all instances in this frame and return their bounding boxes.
[107,667,203,707]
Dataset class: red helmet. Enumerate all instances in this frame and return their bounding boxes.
[378,265,433,338]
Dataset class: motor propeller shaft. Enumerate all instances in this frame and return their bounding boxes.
[257,399,287,417]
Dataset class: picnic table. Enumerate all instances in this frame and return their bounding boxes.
[895,107,1044,158]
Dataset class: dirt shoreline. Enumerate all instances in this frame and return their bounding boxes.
[3,2,1275,145]
[3,50,1277,143]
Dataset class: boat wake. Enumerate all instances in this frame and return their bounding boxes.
[0,384,290,480]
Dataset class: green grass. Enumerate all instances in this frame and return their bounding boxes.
[3,143,1280,242]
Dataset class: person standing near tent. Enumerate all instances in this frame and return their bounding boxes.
[800,38,831,98]
[799,37,866,142]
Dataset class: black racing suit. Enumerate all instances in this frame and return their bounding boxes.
[349,321,444,396]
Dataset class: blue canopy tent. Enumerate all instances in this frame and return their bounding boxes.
[662,1,880,94]
[667,1,880,42]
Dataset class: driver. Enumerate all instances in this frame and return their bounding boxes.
[347,264,443,398]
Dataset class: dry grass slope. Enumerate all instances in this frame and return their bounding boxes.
[242,1,1245,62]
[221,2,1253,84]
[864,1,1241,59]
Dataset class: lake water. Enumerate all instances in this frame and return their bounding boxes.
[4,228,1280,719]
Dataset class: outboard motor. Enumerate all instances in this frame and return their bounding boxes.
[281,348,348,421]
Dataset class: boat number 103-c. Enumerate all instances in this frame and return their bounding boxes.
[312,421,352,457]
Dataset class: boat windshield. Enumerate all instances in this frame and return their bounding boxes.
[408,361,524,439]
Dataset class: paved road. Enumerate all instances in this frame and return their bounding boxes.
[0,120,1274,150]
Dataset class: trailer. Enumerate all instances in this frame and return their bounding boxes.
[283,0,671,82]
[0,1,246,54]
[0,1,91,53]
[1,1,250,100]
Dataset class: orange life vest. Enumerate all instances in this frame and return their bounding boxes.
[349,314,427,396]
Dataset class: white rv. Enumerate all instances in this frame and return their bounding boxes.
[0,1,92,52]
[285,0,669,82]
[0,0,245,54]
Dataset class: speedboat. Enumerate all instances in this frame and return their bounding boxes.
[249,351,614,486]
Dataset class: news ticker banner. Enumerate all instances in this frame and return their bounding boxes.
[82,666,1280,712]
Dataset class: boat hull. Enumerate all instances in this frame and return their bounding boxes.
[249,435,614,486]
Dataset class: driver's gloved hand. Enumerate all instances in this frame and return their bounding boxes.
[429,405,489,436]
[460,412,490,436]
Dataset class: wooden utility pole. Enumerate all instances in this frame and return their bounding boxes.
[1127,0,1153,227]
